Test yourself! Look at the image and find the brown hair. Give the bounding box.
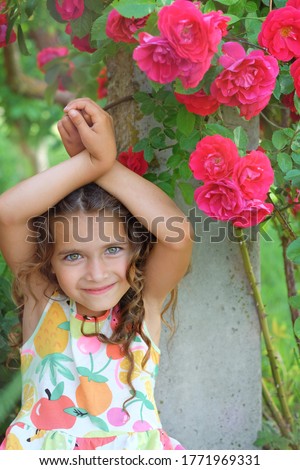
[12,183,177,408]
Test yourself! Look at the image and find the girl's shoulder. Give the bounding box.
[22,277,56,344]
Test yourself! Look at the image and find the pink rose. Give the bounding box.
[133,33,181,84]
[37,47,69,72]
[210,42,279,120]
[203,10,230,41]
[291,58,300,97]
[194,179,246,221]
[232,150,274,201]
[118,146,148,176]
[174,89,220,116]
[232,200,274,228]
[258,6,300,61]
[177,59,213,89]
[0,13,16,47]
[65,23,96,53]
[97,67,108,99]
[189,135,239,182]
[106,9,148,43]
[55,0,84,21]
[158,0,223,63]
[287,0,300,7]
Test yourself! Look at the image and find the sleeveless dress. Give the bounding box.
[1,292,184,450]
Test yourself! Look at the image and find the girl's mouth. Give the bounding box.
[83,283,116,295]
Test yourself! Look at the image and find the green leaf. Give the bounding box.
[277,153,293,173]
[245,12,261,45]
[17,24,30,56]
[284,169,300,186]
[272,130,290,150]
[233,126,248,154]
[112,0,157,18]
[289,295,300,310]
[176,107,196,136]
[294,94,300,115]
[167,153,183,169]
[279,72,295,96]
[24,0,39,17]
[214,0,240,5]
[133,138,149,152]
[85,0,106,13]
[294,316,300,339]
[204,124,234,139]
[51,382,64,401]
[178,182,195,205]
[134,92,151,103]
[286,238,300,265]
[71,9,95,39]
[179,161,192,180]
[156,181,174,197]
[292,152,300,165]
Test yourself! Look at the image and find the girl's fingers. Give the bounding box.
[67,109,91,141]
[64,98,106,124]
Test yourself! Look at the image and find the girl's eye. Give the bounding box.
[106,246,121,255]
[65,253,82,261]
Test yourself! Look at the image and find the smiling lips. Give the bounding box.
[83,283,116,295]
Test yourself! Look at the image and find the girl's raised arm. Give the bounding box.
[0,106,116,274]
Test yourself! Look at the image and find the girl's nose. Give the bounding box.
[85,258,109,281]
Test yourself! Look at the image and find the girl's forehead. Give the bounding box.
[52,211,128,244]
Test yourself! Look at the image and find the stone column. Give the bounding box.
[107,52,262,449]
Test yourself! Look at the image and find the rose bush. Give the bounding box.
[2,0,300,450]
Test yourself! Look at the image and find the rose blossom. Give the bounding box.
[0,12,16,48]
[133,33,181,84]
[55,0,84,21]
[189,135,239,181]
[37,47,69,73]
[291,58,300,97]
[232,150,274,201]
[175,89,220,116]
[106,9,148,43]
[203,10,230,41]
[97,67,108,99]
[65,23,96,53]
[210,42,279,120]
[258,6,300,61]
[287,0,300,7]
[158,0,223,63]
[118,146,148,176]
[194,179,246,221]
[232,200,274,227]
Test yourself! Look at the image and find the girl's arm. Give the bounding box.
[0,106,116,274]
[64,99,194,309]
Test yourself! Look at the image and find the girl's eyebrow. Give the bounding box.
[56,241,129,256]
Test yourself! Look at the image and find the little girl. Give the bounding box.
[0,98,193,450]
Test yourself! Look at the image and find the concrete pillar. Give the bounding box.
[107,52,262,450]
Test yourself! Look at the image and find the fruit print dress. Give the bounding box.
[1,292,184,450]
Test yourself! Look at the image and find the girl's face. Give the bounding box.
[50,211,132,317]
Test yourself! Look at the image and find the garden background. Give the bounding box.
[0,0,300,450]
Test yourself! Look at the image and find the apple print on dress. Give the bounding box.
[30,382,76,430]
[34,302,74,386]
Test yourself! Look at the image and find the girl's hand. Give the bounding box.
[57,114,85,157]
[63,98,117,171]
